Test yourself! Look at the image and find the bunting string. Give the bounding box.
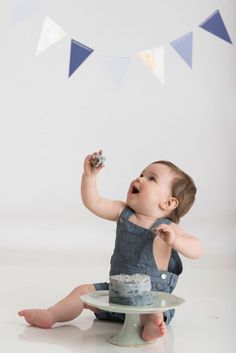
[9,0,233,86]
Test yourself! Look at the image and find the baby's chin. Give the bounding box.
[126,199,136,211]
[126,200,143,213]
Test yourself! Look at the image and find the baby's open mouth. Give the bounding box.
[132,186,139,194]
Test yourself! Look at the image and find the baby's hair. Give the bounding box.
[152,160,197,223]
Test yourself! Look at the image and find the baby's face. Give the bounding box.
[126,163,176,218]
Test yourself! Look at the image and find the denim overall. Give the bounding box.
[93,206,183,324]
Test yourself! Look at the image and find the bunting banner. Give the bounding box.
[170,32,193,68]
[8,1,233,84]
[68,40,94,77]
[102,56,131,88]
[9,0,39,27]
[138,47,165,84]
[36,17,67,55]
[199,9,232,44]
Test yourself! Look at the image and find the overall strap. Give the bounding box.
[147,217,172,239]
[151,217,171,228]
[119,206,134,220]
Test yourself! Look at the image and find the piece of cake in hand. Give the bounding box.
[109,274,153,306]
[90,153,106,168]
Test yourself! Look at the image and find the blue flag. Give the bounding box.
[170,32,193,68]
[69,39,94,77]
[199,10,232,44]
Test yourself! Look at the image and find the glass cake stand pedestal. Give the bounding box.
[81,290,185,347]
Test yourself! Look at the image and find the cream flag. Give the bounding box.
[36,16,67,55]
[138,46,165,84]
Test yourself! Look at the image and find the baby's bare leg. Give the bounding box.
[140,312,166,342]
[18,284,96,329]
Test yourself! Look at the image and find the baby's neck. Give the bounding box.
[130,211,166,229]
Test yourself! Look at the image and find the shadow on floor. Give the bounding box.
[18,317,175,353]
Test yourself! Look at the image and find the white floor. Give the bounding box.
[0,226,236,353]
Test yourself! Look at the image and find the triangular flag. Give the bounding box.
[36,17,67,55]
[9,0,39,27]
[199,9,232,44]
[68,39,94,77]
[170,32,193,68]
[138,46,165,84]
[102,56,130,88]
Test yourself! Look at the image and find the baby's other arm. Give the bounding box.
[153,223,204,259]
[81,151,126,221]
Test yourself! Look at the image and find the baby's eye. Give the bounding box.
[140,174,144,178]
[149,176,156,181]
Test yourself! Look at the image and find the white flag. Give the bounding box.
[36,16,67,55]
[9,0,39,27]
[102,56,131,88]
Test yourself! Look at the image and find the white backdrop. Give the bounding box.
[0,0,235,255]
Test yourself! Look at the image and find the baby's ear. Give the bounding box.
[160,197,179,211]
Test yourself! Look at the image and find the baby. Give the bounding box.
[18,150,203,342]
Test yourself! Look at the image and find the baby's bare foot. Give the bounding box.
[142,315,166,342]
[18,309,55,329]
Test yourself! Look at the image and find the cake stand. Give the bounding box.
[80,290,185,347]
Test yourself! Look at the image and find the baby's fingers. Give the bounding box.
[91,150,103,159]
[156,224,171,232]
[84,154,93,166]
[152,225,165,235]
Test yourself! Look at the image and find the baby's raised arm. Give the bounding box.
[81,151,126,221]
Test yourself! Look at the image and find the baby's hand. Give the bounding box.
[153,223,177,245]
[84,150,105,176]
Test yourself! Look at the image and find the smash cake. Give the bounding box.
[109,274,153,306]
